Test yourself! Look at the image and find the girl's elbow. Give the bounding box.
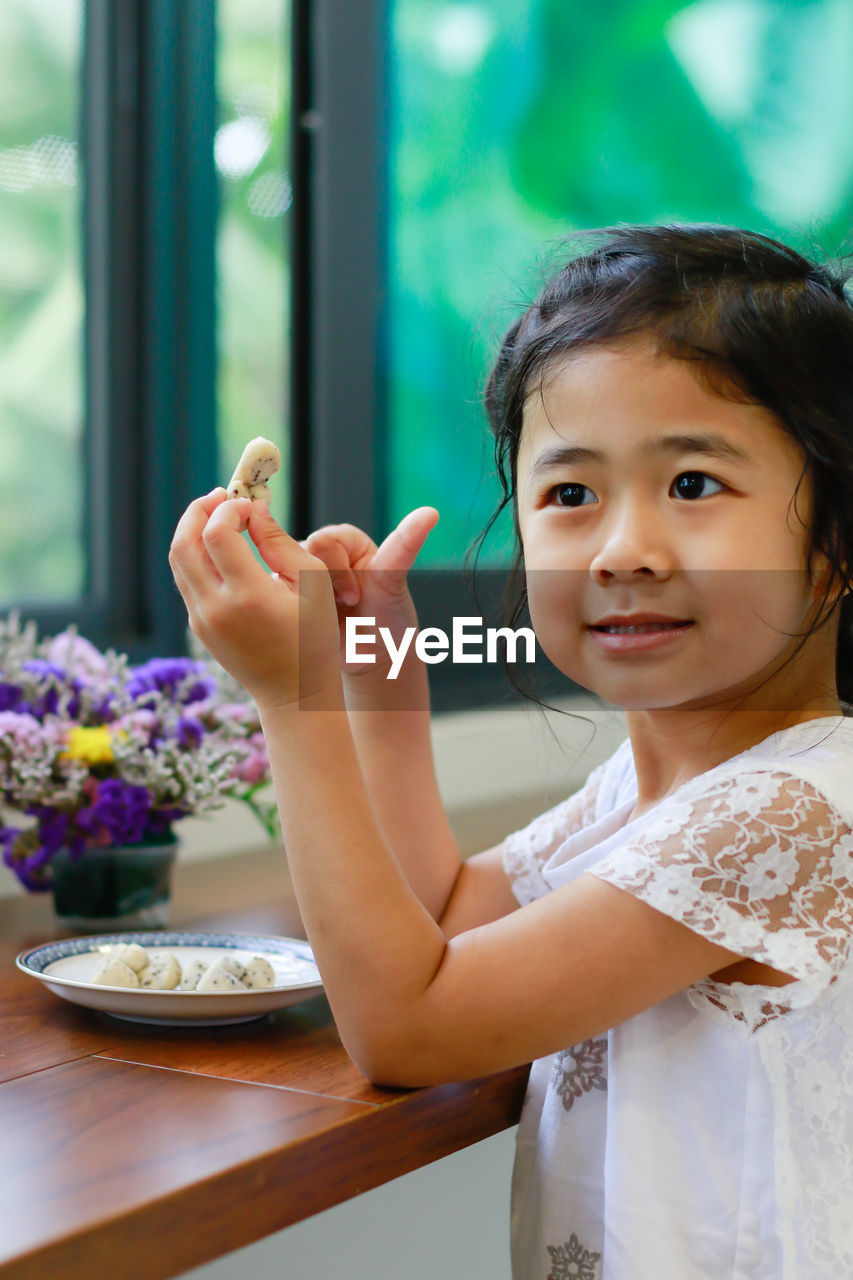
[343,1025,456,1089]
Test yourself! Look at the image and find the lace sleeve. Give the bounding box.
[502,758,609,905]
[588,769,853,997]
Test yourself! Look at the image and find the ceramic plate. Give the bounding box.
[16,931,323,1026]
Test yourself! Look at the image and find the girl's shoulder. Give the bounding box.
[586,716,853,1000]
[501,716,853,908]
[715,714,853,822]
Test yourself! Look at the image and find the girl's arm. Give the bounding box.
[342,655,521,934]
[343,665,513,927]
[301,514,518,932]
[169,493,747,1088]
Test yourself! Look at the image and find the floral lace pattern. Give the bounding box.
[761,967,853,1274]
[502,759,608,906]
[589,769,853,1008]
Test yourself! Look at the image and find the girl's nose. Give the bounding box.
[588,504,673,582]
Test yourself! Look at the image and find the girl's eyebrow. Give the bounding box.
[528,432,754,477]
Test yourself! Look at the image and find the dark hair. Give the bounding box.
[472,223,853,711]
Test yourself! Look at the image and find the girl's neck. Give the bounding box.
[624,702,844,814]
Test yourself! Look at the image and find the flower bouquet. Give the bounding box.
[0,614,279,898]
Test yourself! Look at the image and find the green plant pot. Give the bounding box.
[51,834,179,932]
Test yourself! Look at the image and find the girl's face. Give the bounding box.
[515,340,841,715]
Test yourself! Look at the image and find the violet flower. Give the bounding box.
[0,827,20,872]
[76,779,152,846]
[0,683,22,713]
[176,716,206,749]
[21,660,82,718]
[126,658,216,705]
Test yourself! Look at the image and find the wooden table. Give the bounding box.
[0,847,529,1280]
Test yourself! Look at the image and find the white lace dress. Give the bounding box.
[502,715,853,1280]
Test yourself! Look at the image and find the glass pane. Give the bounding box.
[0,0,83,602]
[215,0,291,527]
[388,0,853,566]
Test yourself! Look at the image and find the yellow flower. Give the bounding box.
[62,725,114,765]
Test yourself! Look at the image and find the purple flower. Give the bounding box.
[11,858,51,893]
[22,660,64,715]
[126,658,216,705]
[176,716,206,749]
[77,778,151,845]
[21,660,82,718]
[0,826,20,871]
[0,683,23,712]
[146,806,184,835]
[24,659,65,681]
[1,821,81,892]
[25,806,72,858]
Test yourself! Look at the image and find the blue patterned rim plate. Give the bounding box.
[15,931,323,1026]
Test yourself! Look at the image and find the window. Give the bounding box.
[0,0,84,604]
[0,1,291,657]
[4,1,848,710]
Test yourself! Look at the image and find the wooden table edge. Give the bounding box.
[0,1063,529,1280]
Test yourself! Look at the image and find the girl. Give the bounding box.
[170,224,853,1279]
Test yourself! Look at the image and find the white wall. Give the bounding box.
[176,1128,518,1280]
[177,693,626,859]
[172,691,627,862]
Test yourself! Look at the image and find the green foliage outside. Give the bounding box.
[0,0,82,603]
[389,0,853,565]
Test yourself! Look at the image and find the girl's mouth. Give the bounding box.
[588,620,693,652]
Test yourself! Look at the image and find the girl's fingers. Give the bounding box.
[372,507,439,580]
[304,525,378,605]
[169,488,230,602]
[201,494,271,586]
[246,501,320,582]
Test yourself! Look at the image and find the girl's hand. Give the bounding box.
[300,507,439,678]
[169,488,342,711]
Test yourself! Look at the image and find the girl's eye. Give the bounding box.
[671,471,725,500]
[547,472,725,508]
[549,483,595,508]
